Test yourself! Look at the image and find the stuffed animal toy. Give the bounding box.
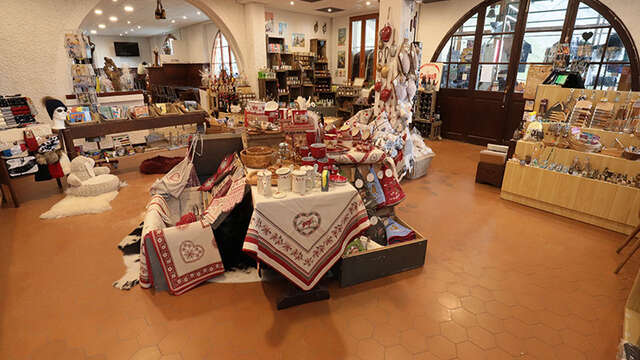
[66,156,121,196]
[103,57,122,91]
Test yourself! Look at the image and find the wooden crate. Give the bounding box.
[339,217,427,287]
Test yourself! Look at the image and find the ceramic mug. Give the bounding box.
[292,170,307,195]
[301,156,315,166]
[310,143,327,158]
[276,167,291,193]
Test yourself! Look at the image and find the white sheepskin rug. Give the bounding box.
[40,191,119,219]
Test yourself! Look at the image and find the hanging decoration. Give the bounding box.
[155,0,166,20]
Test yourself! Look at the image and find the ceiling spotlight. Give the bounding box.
[171,19,176,23]
[182,15,187,19]
[109,16,118,22]
[197,11,201,15]
[112,0,118,2]
[98,24,106,29]
[290,1,294,5]
[94,9,103,15]
[124,5,134,12]
[137,25,141,29]
[127,20,131,24]
[366,1,371,5]
[90,30,97,34]
[328,8,332,12]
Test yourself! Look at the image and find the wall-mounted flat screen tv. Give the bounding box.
[114,42,140,57]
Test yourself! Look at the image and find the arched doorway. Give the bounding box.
[430,0,639,145]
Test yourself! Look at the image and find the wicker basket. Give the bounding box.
[240,149,274,169]
[245,146,274,156]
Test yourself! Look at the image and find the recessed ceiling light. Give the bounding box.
[366,1,371,5]
[328,8,332,12]
[98,24,106,29]
[182,15,187,19]
[90,30,97,34]
[109,16,118,22]
[127,21,131,24]
[137,25,141,29]
[124,5,133,12]
[112,0,118,2]
[290,1,294,5]
[119,33,123,36]
[197,11,201,15]
[94,9,103,15]
[171,19,176,23]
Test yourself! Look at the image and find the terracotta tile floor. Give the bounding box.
[1,140,638,359]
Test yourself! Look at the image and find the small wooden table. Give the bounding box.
[60,112,208,159]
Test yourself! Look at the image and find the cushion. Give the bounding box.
[66,174,120,197]
[479,150,506,165]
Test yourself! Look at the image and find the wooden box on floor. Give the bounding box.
[339,217,427,287]
[475,162,505,187]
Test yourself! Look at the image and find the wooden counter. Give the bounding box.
[501,160,640,234]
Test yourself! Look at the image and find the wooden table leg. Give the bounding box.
[56,178,64,193]
[60,129,77,159]
[0,159,18,207]
[617,224,640,254]
[276,283,330,310]
[615,239,640,273]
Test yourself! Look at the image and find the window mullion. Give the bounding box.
[468,5,486,91]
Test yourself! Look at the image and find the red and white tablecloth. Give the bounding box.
[243,184,370,290]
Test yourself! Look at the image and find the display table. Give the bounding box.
[243,183,370,292]
[60,112,208,159]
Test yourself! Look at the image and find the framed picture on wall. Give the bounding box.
[292,33,305,48]
[278,22,287,36]
[338,28,346,46]
[265,12,274,33]
[337,50,345,69]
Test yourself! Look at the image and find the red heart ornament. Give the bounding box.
[380,25,392,43]
[380,87,392,102]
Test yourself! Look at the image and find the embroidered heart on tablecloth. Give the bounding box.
[293,212,321,236]
[168,172,182,182]
[179,240,205,263]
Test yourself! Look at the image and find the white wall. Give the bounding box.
[91,36,152,68]
[417,0,640,66]
[265,7,332,54]
[147,21,219,64]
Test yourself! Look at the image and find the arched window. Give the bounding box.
[211,31,238,77]
[433,0,639,92]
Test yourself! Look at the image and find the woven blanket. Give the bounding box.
[146,221,224,295]
[328,148,386,164]
[243,184,369,290]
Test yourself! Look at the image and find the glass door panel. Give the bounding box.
[350,20,362,82]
